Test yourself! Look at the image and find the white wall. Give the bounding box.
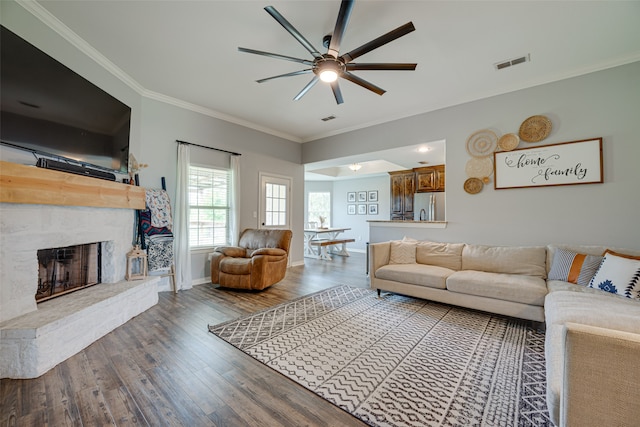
[303,62,640,250]
[137,98,305,287]
[305,175,389,252]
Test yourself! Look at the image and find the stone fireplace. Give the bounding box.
[0,203,132,322]
[0,163,159,379]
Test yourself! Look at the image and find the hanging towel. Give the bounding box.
[145,189,172,230]
[139,209,173,236]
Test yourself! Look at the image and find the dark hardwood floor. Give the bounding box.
[1,253,371,426]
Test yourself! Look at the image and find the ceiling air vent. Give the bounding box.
[495,54,530,70]
[321,115,336,122]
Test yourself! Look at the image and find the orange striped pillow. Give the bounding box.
[548,249,603,286]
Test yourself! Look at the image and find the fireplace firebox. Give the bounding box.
[36,242,101,303]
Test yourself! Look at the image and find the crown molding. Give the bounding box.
[141,89,302,142]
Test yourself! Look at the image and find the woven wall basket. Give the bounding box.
[519,115,552,142]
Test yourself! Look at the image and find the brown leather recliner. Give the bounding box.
[210,228,293,290]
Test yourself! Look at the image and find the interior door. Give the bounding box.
[259,173,292,229]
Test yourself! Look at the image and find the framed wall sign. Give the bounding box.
[347,192,356,202]
[368,190,378,202]
[357,204,367,215]
[494,138,603,190]
[347,204,356,215]
[358,191,367,202]
[368,204,378,215]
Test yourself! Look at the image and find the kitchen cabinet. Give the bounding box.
[389,170,415,220]
[415,165,445,192]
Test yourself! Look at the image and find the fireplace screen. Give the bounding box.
[36,243,101,303]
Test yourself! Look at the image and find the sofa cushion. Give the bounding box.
[446,270,547,305]
[416,241,464,270]
[547,280,637,299]
[548,248,603,287]
[461,244,547,278]
[375,264,453,289]
[588,253,640,300]
[389,241,416,264]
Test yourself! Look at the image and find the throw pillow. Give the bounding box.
[389,241,416,264]
[603,249,640,260]
[548,248,603,286]
[588,253,640,300]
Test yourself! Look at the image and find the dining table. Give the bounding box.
[303,227,351,258]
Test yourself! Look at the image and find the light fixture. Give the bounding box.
[320,69,338,83]
[349,163,362,172]
[418,146,430,153]
[316,58,343,83]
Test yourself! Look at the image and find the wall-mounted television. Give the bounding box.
[0,25,131,175]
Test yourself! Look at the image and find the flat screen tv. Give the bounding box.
[1,25,131,175]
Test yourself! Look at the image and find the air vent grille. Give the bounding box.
[495,54,530,70]
[321,115,336,122]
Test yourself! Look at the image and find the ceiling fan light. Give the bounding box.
[320,69,338,83]
[349,163,362,171]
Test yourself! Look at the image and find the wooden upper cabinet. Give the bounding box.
[389,170,415,220]
[415,165,445,192]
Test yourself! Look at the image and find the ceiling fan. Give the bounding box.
[238,0,417,104]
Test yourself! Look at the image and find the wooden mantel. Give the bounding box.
[0,161,145,209]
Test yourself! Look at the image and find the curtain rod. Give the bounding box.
[176,140,241,156]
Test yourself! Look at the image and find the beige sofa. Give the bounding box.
[369,240,548,322]
[369,240,640,427]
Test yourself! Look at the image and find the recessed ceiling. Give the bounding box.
[27,0,640,145]
[305,140,445,181]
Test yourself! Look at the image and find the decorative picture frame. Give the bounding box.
[358,191,367,202]
[347,192,356,202]
[357,204,367,215]
[368,190,378,202]
[494,138,603,190]
[368,204,378,215]
[347,204,356,215]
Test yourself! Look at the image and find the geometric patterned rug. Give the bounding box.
[208,285,553,427]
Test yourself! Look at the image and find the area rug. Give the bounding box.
[208,285,552,427]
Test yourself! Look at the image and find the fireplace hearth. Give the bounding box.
[37,242,101,303]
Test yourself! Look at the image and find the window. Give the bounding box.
[259,174,291,229]
[308,192,331,227]
[189,165,230,249]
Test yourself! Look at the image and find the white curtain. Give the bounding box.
[229,155,241,245]
[174,143,192,290]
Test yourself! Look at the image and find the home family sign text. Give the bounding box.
[494,138,603,189]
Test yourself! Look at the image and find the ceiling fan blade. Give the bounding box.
[327,0,355,58]
[264,6,322,59]
[341,71,386,96]
[346,63,417,71]
[238,47,315,66]
[293,76,320,101]
[340,22,416,63]
[256,69,313,83]
[330,81,344,104]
